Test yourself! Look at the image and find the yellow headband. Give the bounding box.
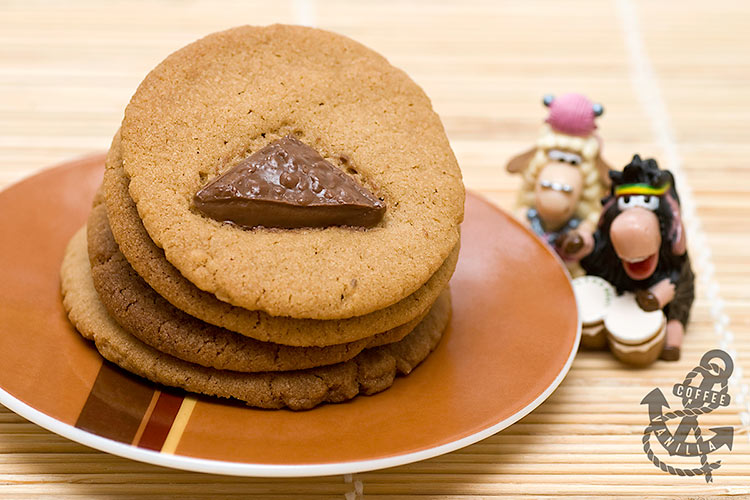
[614,182,671,197]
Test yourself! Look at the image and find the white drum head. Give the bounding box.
[572,276,615,326]
[605,292,665,345]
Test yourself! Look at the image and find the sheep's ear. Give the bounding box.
[595,154,613,188]
[506,147,537,173]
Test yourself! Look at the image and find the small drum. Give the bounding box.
[604,293,666,366]
[572,276,615,350]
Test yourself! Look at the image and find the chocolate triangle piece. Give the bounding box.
[194,136,386,229]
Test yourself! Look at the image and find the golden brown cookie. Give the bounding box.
[104,132,459,346]
[120,24,464,319]
[62,228,451,410]
[86,204,428,372]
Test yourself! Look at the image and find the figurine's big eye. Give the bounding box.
[643,195,659,210]
[548,149,565,162]
[617,194,660,211]
[566,153,582,165]
[548,149,582,165]
[618,195,634,210]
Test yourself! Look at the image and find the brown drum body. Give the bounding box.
[573,277,665,365]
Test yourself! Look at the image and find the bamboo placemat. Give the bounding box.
[1,0,748,497]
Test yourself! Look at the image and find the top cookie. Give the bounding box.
[120,24,464,319]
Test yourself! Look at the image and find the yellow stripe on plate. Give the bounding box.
[160,396,198,454]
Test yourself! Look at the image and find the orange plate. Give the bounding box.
[0,155,579,476]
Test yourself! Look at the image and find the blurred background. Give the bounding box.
[1,1,749,497]
[3,1,748,204]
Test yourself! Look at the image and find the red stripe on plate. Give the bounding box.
[136,391,185,451]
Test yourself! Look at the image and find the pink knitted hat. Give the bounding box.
[543,93,603,137]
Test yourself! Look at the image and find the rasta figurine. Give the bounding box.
[507,93,612,277]
[581,155,695,361]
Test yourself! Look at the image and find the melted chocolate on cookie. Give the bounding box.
[194,136,386,229]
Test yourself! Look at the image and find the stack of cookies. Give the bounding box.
[60,25,465,410]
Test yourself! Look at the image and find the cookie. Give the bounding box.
[62,228,451,410]
[120,24,464,319]
[104,132,459,346]
[87,203,428,372]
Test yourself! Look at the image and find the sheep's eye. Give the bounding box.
[548,149,565,161]
[567,153,582,165]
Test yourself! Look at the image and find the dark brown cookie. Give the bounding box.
[62,228,451,410]
[87,202,426,372]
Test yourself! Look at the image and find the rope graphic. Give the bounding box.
[642,429,721,478]
[641,351,733,483]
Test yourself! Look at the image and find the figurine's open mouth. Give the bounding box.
[621,253,658,281]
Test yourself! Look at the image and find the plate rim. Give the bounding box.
[0,158,581,477]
